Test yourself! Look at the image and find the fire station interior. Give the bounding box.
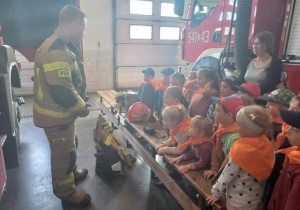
[0,1,186,209]
[1,0,300,210]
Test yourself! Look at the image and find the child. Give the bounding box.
[183,71,197,105]
[268,109,300,210]
[207,105,274,210]
[289,95,300,111]
[233,82,261,105]
[203,97,244,179]
[170,72,186,90]
[184,67,219,117]
[220,77,239,98]
[159,86,188,131]
[170,116,214,174]
[207,77,239,122]
[138,68,157,114]
[259,88,295,207]
[260,88,295,149]
[163,86,188,109]
[155,105,190,155]
[155,67,175,115]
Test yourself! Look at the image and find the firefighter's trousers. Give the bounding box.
[44,123,77,199]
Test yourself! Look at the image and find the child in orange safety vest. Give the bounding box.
[138,68,157,115]
[154,67,174,116]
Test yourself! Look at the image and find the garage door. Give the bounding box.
[115,0,185,89]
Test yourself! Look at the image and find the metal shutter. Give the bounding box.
[286,0,300,62]
[115,0,185,89]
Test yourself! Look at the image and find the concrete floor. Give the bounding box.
[0,94,183,210]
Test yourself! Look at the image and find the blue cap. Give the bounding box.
[161,68,175,75]
[142,68,155,77]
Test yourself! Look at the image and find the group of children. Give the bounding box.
[138,66,300,210]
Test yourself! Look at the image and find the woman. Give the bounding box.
[239,31,283,95]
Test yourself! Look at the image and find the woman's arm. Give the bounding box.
[260,57,282,94]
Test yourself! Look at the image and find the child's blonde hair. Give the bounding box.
[162,105,188,123]
[165,86,183,100]
[236,105,270,136]
[191,116,213,137]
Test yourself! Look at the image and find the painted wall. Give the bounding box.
[80,0,114,91]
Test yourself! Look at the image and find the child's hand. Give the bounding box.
[203,81,212,92]
[170,155,183,164]
[160,134,168,140]
[203,170,217,179]
[155,144,164,152]
[206,195,217,205]
[157,147,165,155]
[178,164,192,174]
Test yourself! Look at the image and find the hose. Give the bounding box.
[234,0,253,76]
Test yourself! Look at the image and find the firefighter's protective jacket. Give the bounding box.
[33,33,87,128]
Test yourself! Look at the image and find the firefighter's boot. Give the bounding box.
[74,168,88,182]
[61,190,91,207]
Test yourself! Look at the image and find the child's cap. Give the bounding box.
[260,88,296,107]
[279,109,300,129]
[212,96,244,118]
[221,77,239,90]
[161,68,175,76]
[232,82,261,100]
[142,68,155,77]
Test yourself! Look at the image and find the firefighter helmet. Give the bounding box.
[127,102,151,122]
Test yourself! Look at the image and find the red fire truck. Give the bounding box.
[174,0,300,94]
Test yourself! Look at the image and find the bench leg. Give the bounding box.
[125,121,132,148]
[100,96,104,114]
[110,106,117,129]
[198,194,210,210]
[150,146,156,179]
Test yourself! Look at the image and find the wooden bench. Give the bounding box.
[130,121,226,210]
[97,90,226,210]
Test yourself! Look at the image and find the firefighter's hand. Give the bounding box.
[78,108,90,117]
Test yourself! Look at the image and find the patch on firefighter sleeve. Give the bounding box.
[53,138,66,143]
[58,70,71,78]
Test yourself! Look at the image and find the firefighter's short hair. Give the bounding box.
[59,5,86,25]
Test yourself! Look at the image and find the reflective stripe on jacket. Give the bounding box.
[33,34,86,128]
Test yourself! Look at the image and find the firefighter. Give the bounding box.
[33,5,91,207]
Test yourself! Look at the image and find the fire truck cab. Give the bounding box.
[175,0,300,93]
